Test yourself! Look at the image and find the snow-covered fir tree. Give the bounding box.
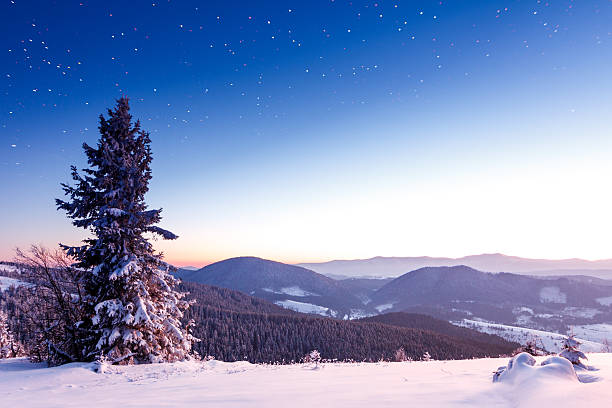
[0,310,24,359]
[559,333,588,368]
[515,337,544,357]
[304,349,321,367]
[308,349,321,363]
[422,351,432,361]
[602,338,611,353]
[56,97,195,364]
[394,347,408,362]
[523,339,538,356]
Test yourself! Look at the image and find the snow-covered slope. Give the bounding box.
[573,324,612,346]
[459,319,607,353]
[0,276,29,292]
[2,355,612,407]
[274,300,334,316]
[0,264,18,274]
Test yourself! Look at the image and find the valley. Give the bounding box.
[173,257,612,351]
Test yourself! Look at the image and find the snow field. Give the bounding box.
[459,319,607,353]
[0,264,18,274]
[263,286,320,297]
[2,354,612,407]
[573,324,612,346]
[0,276,30,292]
[274,299,335,316]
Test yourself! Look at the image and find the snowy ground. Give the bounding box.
[573,324,612,346]
[2,354,612,407]
[459,319,608,352]
[273,299,335,316]
[0,276,30,292]
[0,264,18,274]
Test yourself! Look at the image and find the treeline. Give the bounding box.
[359,312,517,349]
[181,282,517,363]
[179,281,295,316]
[0,286,33,356]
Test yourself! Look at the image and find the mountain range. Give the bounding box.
[4,256,609,356]
[176,257,369,318]
[297,253,612,279]
[175,257,612,337]
[369,265,612,332]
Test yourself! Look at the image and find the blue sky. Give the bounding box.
[2,1,612,266]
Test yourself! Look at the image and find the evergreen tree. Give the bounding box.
[0,310,24,359]
[304,349,321,367]
[559,333,587,368]
[523,339,538,356]
[394,347,409,362]
[56,97,195,364]
[515,337,543,357]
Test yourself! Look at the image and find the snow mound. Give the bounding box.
[494,353,577,384]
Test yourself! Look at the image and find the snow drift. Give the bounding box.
[493,352,578,384]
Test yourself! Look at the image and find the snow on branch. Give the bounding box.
[105,208,126,217]
[147,226,178,240]
[109,258,140,280]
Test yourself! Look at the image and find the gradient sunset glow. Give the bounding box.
[2,1,612,267]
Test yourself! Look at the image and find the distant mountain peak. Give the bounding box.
[175,256,366,318]
[177,265,199,271]
[297,254,612,279]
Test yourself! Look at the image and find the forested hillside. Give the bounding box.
[180,281,517,362]
[359,312,516,349]
[369,265,612,333]
[177,257,367,318]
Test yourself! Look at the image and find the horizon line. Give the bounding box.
[167,252,612,269]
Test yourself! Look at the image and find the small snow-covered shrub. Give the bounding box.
[394,347,409,362]
[94,355,110,374]
[513,337,545,357]
[303,350,322,368]
[601,339,611,353]
[304,350,321,364]
[559,334,588,369]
